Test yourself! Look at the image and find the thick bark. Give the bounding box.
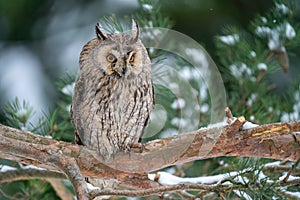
[1,119,300,189]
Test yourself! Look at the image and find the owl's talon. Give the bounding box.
[130,142,144,153]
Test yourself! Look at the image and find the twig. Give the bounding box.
[88,183,236,198]
[263,164,300,175]
[282,158,300,182]
[225,107,234,124]
[0,167,65,183]
[49,153,89,200]
[278,178,300,187]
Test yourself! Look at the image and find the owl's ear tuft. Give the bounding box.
[131,19,139,43]
[95,23,108,40]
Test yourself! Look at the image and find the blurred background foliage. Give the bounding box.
[0,0,299,199]
[0,0,277,115]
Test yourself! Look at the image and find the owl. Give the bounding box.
[71,19,154,161]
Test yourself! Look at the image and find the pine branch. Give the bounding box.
[0,118,299,198]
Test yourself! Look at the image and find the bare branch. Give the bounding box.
[50,154,89,200]
[0,119,300,198]
[0,167,65,183]
[88,183,232,198]
[263,164,300,175]
[282,158,300,182]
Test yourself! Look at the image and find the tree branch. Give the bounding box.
[0,167,65,183]
[1,119,300,196]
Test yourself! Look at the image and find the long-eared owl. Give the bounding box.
[71,19,154,161]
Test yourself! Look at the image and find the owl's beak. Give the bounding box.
[113,64,127,77]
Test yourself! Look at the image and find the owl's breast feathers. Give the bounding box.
[71,71,154,159]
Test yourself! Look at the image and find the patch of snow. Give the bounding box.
[279,174,300,182]
[219,34,239,45]
[200,103,209,113]
[285,22,296,39]
[250,51,256,57]
[199,84,208,99]
[61,82,75,96]
[21,165,46,171]
[233,174,249,185]
[264,161,281,167]
[256,22,295,51]
[257,63,268,71]
[148,47,154,54]
[255,26,280,50]
[148,171,238,185]
[233,190,253,200]
[246,93,257,107]
[276,3,289,14]
[185,48,209,69]
[66,104,71,112]
[16,106,29,117]
[142,4,153,12]
[261,17,268,24]
[281,112,290,121]
[0,165,16,172]
[256,26,272,37]
[242,121,259,130]
[218,160,225,165]
[282,190,300,199]
[179,67,193,80]
[141,25,161,40]
[148,171,255,186]
[255,170,267,182]
[268,31,281,51]
[171,117,188,128]
[230,63,252,78]
[171,98,186,109]
[86,182,100,191]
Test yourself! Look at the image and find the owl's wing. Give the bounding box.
[71,75,87,145]
[74,130,83,145]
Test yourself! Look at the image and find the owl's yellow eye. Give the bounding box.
[129,54,135,63]
[106,54,116,63]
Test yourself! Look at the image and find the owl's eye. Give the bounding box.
[106,54,116,63]
[129,54,135,63]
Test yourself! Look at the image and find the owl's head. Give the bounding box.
[80,19,150,79]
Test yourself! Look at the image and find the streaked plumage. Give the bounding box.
[71,19,154,161]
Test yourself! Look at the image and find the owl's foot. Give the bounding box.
[130,142,144,153]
